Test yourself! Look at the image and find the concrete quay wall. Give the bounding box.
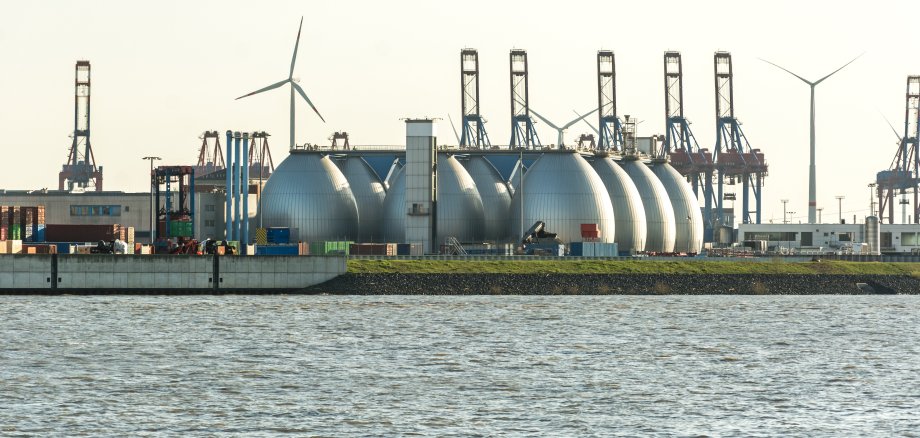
[0,255,346,292]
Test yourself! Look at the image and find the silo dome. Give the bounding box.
[620,157,676,252]
[462,156,512,242]
[509,151,615,244]
[651,161,704,253]
[590,156,647,253]
[259,153,359,242]
[336,156,386,242]
[381,154,486,244]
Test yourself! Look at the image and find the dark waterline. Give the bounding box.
[2,295,919,436]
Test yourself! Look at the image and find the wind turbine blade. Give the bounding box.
[561,108,599,129]
[292,81,326,123]
[759,58,814,85]
[447,114,461,144]
[813,52,864,85]
[876,108,903,141]
[528,108,560,130]
[290,17,304,79]
[236,79,289,100]
[573,110,600,135]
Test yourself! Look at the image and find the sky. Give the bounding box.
[1,0,918,223]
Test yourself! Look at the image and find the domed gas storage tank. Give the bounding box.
[590,156,647,253]
[336,156,386,242]
[509,151,615,244]
[619,157,676,252]
[461,155,512,241]
[259,152,359,242]
[650,161,704,253]
[381,154,485,244]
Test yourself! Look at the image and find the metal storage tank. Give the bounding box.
[509,151,615,244]
[650,161,704,253]
[381,154,486,244]
[620,157,676,252]
[462,156,512,241]
[590,156,647,253]
[259,152,359,242]
[336,156,387,242]
[865,215,880,255]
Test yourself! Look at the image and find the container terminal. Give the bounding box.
[2,20,920,292]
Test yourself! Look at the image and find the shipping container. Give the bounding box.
[22,244,57,254]
[309,241,353,255]
[349,243,396,256]
[265,227,291,244]
[255,244,299,255]
[44,224,120,242]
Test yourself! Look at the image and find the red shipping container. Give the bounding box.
[580,223,600,232]
[581,230,601,239]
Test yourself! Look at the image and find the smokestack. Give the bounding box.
[225,130,233,240]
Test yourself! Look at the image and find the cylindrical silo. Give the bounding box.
[381,154,486,244]
[259,153,359,242]
[650,161,704,254]
[620,157,676,252]
[463,155,512,242]
[865,215,880,255]
[337,156,387,242]
[590,156,647,253]
[509,151,615,244]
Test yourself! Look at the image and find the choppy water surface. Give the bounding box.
[2,295,919,436]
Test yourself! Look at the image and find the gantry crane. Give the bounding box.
[713,52,768,226]
[59,61,103,191]
[460,49,491,148]
[509,49,541,149]
[877,76,920,224]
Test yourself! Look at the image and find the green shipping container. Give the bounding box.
[168,221,193,237]
[10,224,21,240]
[309,241,353,255]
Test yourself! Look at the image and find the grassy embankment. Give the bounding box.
[348,259,920,276]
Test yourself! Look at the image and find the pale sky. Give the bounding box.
[2,0,918,223]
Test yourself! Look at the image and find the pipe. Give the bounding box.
[225,130,233,240]
[233,132,242,242]
[242,132,250,249]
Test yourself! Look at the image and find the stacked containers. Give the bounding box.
[0,206,7,241]
[35,206,45,242]
[309,241,353,255]
[11,207,21,240]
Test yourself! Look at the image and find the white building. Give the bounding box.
[737,222,920,254]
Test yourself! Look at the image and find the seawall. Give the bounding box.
[306,273,920,295]
[0,254,346,293]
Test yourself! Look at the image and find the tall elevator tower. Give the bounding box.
[713,52,767,226]
[509,50,541,149]
[661,52,715,235]
[59,60,103,191]
[460,49,491,148]
[877,76,920,224]
[597,51,624,151]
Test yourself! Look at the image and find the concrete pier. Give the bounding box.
[0,255,346,293]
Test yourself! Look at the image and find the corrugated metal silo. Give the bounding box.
[650,161,704,253]
[337,156,387,242]
[509,151,615,244]
[590,156,647,253]
[463,156,512,241]
[259,153,359,242]
[620,158,676,252]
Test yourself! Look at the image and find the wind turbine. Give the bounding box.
[760,53,862,224]
[236,17,326,149]
[529,108,598,148]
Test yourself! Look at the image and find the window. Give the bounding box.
[205,204,215,212]
[70,205,122,216]
[124,206,130,212]
[751,232,797,241]
[838,232,853,242]
[801,232,813,246]
[205,220,215,227]
[902,232,919,246]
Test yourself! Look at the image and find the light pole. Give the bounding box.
[143,156,161,243]
[836,195,845,224]
[817,207,823,224]
[781,199,789,224]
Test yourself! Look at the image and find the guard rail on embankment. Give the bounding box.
[347,254,920,262]
[0,254,346,293]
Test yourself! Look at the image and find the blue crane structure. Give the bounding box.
[660,51,716,240]
[876,76,920,224]
[59,60,104,191]
[596,51,624,151]
[459,49,491,148]
[508,49,541,149]
[712,52,767,227]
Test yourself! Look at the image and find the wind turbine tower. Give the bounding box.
[237,17,325,149]
[509,49,541,149]
[59,60,103,191]
[459,49,491,148]
[761,54,861,223]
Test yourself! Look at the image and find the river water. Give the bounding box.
[1,295,919,436]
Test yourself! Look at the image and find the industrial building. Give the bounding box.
[736,220,920,255]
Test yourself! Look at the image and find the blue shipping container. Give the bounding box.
[266,227,291,244]
[569,242,584,256]
[255,244,299,256]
